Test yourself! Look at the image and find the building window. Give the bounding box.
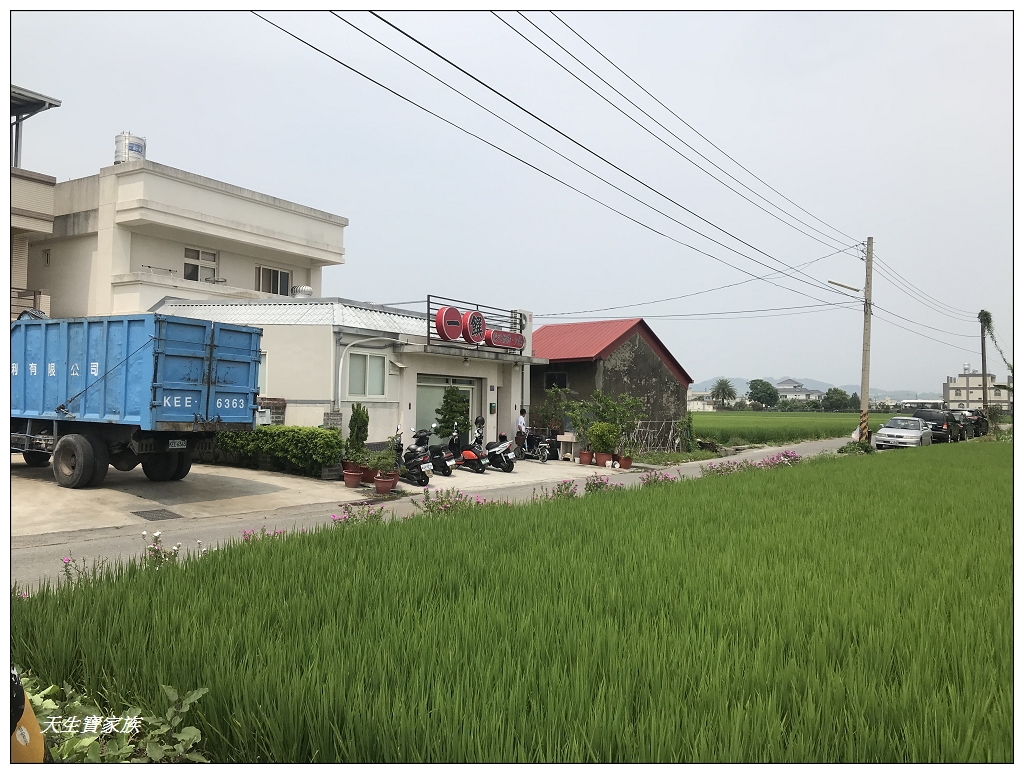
[184,248,217,282]
[954,389,961,397]
[995,389,1001,397]
[43,249,50,267]
[256,265,291,297]
[544,372,568,390]
[349,353,386,397]
[257,352,267,395]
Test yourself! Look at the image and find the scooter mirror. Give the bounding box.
[397,424,401,432]
[431,422,437,430]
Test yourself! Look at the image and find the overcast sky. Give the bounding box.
[12,11,1013,394]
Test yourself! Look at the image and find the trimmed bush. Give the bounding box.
[588,421,620,455]
[215,426,345,477]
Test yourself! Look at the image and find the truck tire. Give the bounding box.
[111,450,140,472]
[85,435,110,488]
[169,451,193,481]
[142,452,178,482]
[22,451,51,467]
[52,435,96,489]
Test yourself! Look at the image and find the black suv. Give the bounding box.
[912,409,961,443]
[966,409,990,436]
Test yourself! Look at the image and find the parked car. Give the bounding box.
[875,417,932,449]
[966,409,990,436]
[949,410,975,440]
[911,409,960,443]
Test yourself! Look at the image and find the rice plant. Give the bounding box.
[11,443,1011,762]
[692,411,895,445]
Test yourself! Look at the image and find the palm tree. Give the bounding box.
[710,378,737,410]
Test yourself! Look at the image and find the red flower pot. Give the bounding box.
[386,471,400,487]
[579,451,594,465]
[595,452,613,467]
[374,476,392,495]
[618,456,633,470]
[343,469,363,488]
[359,465,376,483]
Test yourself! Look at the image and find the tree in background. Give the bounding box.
[710,378,737,409]
[747,379,779,408]
[849,392,860,411]
[533,386,574,434]
[821,388,851,412]
[434,386,470,438]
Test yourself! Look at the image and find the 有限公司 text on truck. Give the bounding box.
[10,313,262,488]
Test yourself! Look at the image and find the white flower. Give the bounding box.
[153,531,161,538]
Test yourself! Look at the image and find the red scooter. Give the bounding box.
[448,418,489,474]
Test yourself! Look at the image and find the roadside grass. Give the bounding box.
[693,411,894,445]
[634,449,719,465]
[11,443,1011,762]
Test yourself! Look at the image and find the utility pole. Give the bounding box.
[858,237,874,441]
[980,311,989,416]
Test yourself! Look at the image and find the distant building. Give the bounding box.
[943,363,1013,412]
[687,390,715,412]
[11,85,61,320]
[775,378,824,402]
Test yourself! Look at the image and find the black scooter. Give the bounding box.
[485,431,516,472]
[394,425,433,486]
[425,422,455,476]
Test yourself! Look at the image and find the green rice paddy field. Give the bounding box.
[692,411,894,445]
[11,442,1011,762]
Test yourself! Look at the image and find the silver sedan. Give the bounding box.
[875,417,933,449]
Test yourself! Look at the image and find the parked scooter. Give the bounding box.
[514,429,554,463]
[425,422,456,476]
[448,418,489,474]
[485,431,516,472]
[394,424,433,486]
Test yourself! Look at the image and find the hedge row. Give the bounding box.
[214,427,345,477]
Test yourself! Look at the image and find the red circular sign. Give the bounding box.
[462,310,486,344]
[435,307,463,341]
[485,329,526,349]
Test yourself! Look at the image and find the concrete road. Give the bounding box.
[11,437,851,590]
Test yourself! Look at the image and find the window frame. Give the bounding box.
[544,371,568,391]
[255,264,292,297]
[184,247,218,284]
[347,352,388,400]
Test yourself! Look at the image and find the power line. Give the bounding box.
[538,246,849,317]
[507,11,855,254]
[550,11,858,246]
[258,12,855,315]
[872,263,978,323]
[873,253,978,319]
[872,309,978,354]
[332,12,860,308]
[538,304,860,322]
[370,11,852,299]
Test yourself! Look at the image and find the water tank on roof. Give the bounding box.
[290,285,313,298]
[114,132,146,164]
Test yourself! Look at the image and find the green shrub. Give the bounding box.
[588,421,620,454]
[216,426,345,477]
[369,448,396,475]
[435,387,470,438]
[348,403,369,456]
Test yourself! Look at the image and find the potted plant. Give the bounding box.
[348,402,369,476]
[589,421,619,468]
[343,466,363,488]
[370,449,396,494]
[615,395,645,470]
[565,400,594,465]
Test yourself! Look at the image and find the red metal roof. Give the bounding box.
[533,318,692,386]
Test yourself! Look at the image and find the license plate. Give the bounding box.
[506,452,515,460]
[167,439,187,450]
[481,459,489,465]
[421,463,433,471]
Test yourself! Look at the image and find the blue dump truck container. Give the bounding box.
[11,313,262,488]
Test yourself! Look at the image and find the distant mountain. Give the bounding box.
[691,376,941,401]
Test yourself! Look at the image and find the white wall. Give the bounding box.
[27,235,96,318]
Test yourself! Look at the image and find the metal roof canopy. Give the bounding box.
[11,85,61,169]
[11,85,61,118]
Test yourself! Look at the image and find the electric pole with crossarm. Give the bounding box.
[858,237,874,441]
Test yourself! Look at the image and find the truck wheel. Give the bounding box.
[52,435,96,489]
[111,450,140,472]
[85,435,110,488]
[170,451,193,481]
[142,452,178,482]
[22,451,51,467]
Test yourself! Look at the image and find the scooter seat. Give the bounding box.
[485,441,498,450]
[428,444,444,454]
